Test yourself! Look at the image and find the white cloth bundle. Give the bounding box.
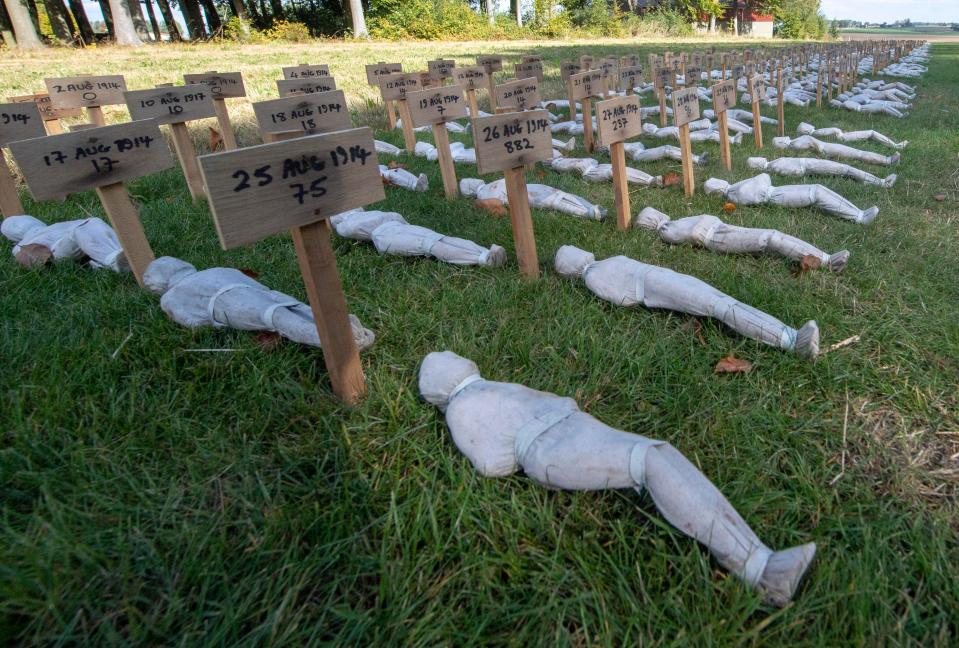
[773,135,900,166]
[554,245,820,357]
[635,207,849,272]
[829,99,906,118]
[622,142,708,165]
[414,141,477,164]
[724,118,754,135]
[419,351,817,606]
[748,156,896,188]
[460,178,607,221]
[704,173,879,224]
[374,140,402,156]
[544,156,662,187]
[143,256,375,350]
[396,118,467,133]
[642,123,742,145]
[379,164,428,192]
[796,122,907,149]
[329,209,506,267]
[2,214,127,272]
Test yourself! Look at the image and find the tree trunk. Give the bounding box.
[2,0,44,47]
[181,0,206,38]
[143,0,160,40]
[126,0,152,40]
[511,0,521,27]
[67,0,94,42]
[199,0,221,33]
[482,0,493,25]
[45,0,74,41]
[107,0,143,44]
[229,0,246,20]
[268,0,281,19]
[733,13,738,36]
[155,0,179,40]
[98,0,114,36]
[0,0,16,46]
[709,14,715,33]
[347,0,365,37]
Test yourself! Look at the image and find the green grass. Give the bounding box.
[1,40,958,645]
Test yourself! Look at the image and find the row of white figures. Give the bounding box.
[704,173,880,224]
[419,350,817,607]
[412,137,576,165]
[460,177,607,221]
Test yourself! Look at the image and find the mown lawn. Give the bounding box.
[1,39,957,645]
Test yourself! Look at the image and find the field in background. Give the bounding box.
[1,40,958,645]
[841,27,959,42]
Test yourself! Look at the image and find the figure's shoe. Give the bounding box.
[891,152,901,165]
[883,173,898,188]
[415,173,429,192]
[827,250,850,273]
[859,206,879,225]
[795,321,820,359]
[758,542,817,607]
[487,244,507,268]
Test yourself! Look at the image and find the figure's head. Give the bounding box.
[1,215,44,243]
[419,351,481,411]
[747,157,768,170]
[554,245,595,278]
[459,178,485,197]
[634,207,670,231]
[772,136,790,149]
[796,122,815,135]
[703,178,730,195]
[143,256,197,295]
[642,123,658,135]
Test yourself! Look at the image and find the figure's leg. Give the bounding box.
[429,236,507,267]
[768,186,877,224]
[643,443,817,607]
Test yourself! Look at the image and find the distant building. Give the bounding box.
[628,0,774,38]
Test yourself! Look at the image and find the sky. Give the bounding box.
[820,0,959,23]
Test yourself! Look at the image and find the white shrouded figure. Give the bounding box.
[544,156,662,187]
[379,164,428,192]
[636,207,850,272]
[772,135,900,167]
[642,122,740,144]
[396,118,468,134]
[143,256,375,350]
[415,141,477,164]
[748,156,896,188]
[374,140,402,156]
[704,108,778,125]
[829,98,906,118]
[555,245,820,357]
[460,178,607,221]
[419,350,817,606]
[796,122,907,149]
[329,209,506,267]
[621,142,708,165]
[2,214,128,272]
[704,173,879,225]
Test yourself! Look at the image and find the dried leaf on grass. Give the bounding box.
[662,171,681,188]
[253,331,282,351]
[714,354,753,374]
[722,201,737,214]
[239,268,260,279]
[791,254,822,277]
[387,160,407,170]
[933,194,946,202]
[14,243,53,268]
[683,319,706,345]
[475,198,507,217]
[208,127,223,152]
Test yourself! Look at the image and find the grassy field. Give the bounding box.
[841,27,959,42]
[1,39,957,645]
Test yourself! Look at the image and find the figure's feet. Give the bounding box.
[758,542,817,608]
[795,321,820,359]
[896,140,909,149]
[890,152,901,165]
[562,137,575,153]
[415,173,429,192]
[859,206,880,225]
[486,244,507,267]
[827,250,850,273]
[883,173,898,188]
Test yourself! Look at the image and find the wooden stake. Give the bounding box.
[502,166,539,279]
[94,182,156,285]
[44,120,64,135]
[169,122,205,200]
[212,98,238,150]
[87,105,106,126]
[384,98,397,129]
[816,69,822,107]
[582,97,594,152]
[465,89,479,124]
[0,148,24,217]
[658,88,667,127]
[752,99,763,149]
[566,81,577,121]
[679,123,694,197]
[717,110,732,170]
[431,123,458,199]
[609,141,630,230]
[777,68,785,137]
[396,99,417,152]
[487,76,497,112]
[290,218,366,405]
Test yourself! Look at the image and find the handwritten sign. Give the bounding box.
[405,87,467,126]
[711,80,736,113]
[477,55,504,73]
[514,60,544,82]
[183,72,246,99]
[618,65,644,91]
[560,62,581,82]
[568,70,606,101]
[197,127,384,249]
[579,55,593,70]
[44,75,127,108]
[277,78,337,97]
[124,85,215,125]
[494,78,540,111]
[0,102,46,146]
[282,64,330,80]
[522,55,543,63]
[596,95,642,146]
[653,66,672,90]
[621,54,642,67]
[685,66,702,85]
[365,62,402,86]
[378,73,422,101]
[474,110,553,175]
[8,120,173,201]
[732,64,745,81]
[252,90,351,136]
[599,58,618,82]
[451,66,488,91]
[7,93,82,121]
[672,87,701,127]
[748,74,766,101]
[427,59,456,80]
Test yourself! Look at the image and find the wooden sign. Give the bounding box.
[618,65,644,92]
[451,66,488,91]
[711,80,736,170]
[599,58,618,85]
[277,78,337,97]
[427,59,456,81]
[252,90,351,138]
[671,87,700,197]
[622,54,642,68]
[685,66,702,86]
[494,78,540,112]
[198,127,385,404]
[477,55,504,72]
[748,73,765,149]
[514,61,544,83]
[7,93,81,133]
[282,64,330,80]
[732,64,745,81]
[579,55,593,70]
[560,62,582,82]
[521,55,543,63]
[406,87,467,199]
[474,110,553,278]
[653,66,672,89]
[378,73,421,102]
[44,75,127,109]
[596,95,642,230]
[183,71,245,150]
[568,70,606,152]
[0,101,47,146]
[7,120,174,284]
[365,62,402,86]
[124,85,215,125]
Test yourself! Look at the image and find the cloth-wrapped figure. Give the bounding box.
[636,207,849,272]
[329,209,506,267]
[704,108,778,126]
[379,164,428,192]
[704,173,879,224]
[374,140,402,156]
[772,135,900,167]
[419,350,817,606]
[415,141,477,164]
[747,156,897,188]
[2,214,127,272]
[544,156,662,188]
[143,256,375,350]
[796,122,907,149]
[555,245,820,357]
[829,98,906,118]
[621,142,708,165]
[642,122,740,144]
[460,178,607,221]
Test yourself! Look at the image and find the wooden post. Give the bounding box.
[672,86,700,197]
[679,124,694,197]
[777,65,785,138]
[816,67,822,107]
[396,99,417,152]
[658,88,667,128]
[595,94,642,231]
[290,218,366,404]
[503,167,539,278]
[95,182,156,284]
[169,122,205,200]
[488,75,498,112]
[582,97,594,152]
[717,110,732,170]
[748,75,764,149]
[405,86,467,199]
[0,149,24,217]
[567,81,576,121]
[385,99,397,129]
[212,99,238,150]
[87,105,106,126]
[610,141,630,230]
[465,88,479,123]
[432,124,458,199]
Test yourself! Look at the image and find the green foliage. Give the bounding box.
[829,20,840,39]
[369,0,523,41]
[768,0,829,39]
[265,20,313,42]
[220,17,263,43]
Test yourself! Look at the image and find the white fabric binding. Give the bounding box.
[448,374,483,402]
[514,404,578,465]
[207,284,254,327]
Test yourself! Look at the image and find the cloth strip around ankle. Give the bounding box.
[742,545,774,586]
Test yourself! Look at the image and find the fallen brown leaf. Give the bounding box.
[208,127,223,152]
[722,201,737,214]
[253,331,282,351]
[14,243,53,268]
[791,254,822,277]
[662,171,681,188]
[239,268,260,279]
[535,169,545,178]
[387,160,407,170]
[714,354,753,374]
[475,198,507,217]
[933,194,946,202]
